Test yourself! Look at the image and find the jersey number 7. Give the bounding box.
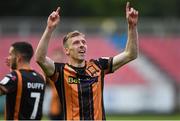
[30,92,40,119]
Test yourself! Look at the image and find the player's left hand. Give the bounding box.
[126,2,138,27]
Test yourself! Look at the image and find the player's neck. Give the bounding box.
[68,59,85,68]
[17,62,31,70]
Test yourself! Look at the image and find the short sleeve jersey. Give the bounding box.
[50,57,113,120]
[0,69,46,120]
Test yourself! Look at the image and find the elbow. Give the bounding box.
[131,52,138,60]
[35,56,45,64]
[127,51,138,61]
[34,52,45,64]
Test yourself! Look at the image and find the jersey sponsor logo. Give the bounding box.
[27,82,44,90]
[68,76,98,84]
[0,77,10,85]
[68,76,80,84]
[80,76,98,84]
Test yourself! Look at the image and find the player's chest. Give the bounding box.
[63,64,101,90]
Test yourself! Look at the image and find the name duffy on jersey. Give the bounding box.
[27,82,44,90]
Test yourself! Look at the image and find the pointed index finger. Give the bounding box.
[56,7,60,13]
[126,2,130,12]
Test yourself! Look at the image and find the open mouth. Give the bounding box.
[79,51,85,54]
[78,49,86,54]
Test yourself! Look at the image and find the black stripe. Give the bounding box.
[101,69,106,120]
[82,83,91,120]
[77,76,95,120]
[54,63,66,120]
[109,57,113,73]
[78,83,83,120]
[60,64,67,119]
[89,84,94,119]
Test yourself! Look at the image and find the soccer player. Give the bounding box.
[35,2,138,120]
[0,42,46,120]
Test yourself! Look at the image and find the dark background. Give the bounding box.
[0,0,179,17]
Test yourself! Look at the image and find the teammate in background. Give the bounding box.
[35,2,138,120]
[0,42,46,120]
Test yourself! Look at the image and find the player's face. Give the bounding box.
[66,35,87,63]
[7,47,17,70]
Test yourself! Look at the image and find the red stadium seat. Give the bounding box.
[140,36,180,83]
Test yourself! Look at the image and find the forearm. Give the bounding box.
[108,2,138,72]
[35,27,56,76]
[112,25,138,71]
[125,24,138,59]
[35,27,53,63]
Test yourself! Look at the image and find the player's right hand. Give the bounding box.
[47,7,60,31]
[126,2,138,27]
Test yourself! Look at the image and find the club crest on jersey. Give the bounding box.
[86,65,99,77]
[68,76,80,84]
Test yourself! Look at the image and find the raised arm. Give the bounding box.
[35,7,60,76]
[112,2,138,72]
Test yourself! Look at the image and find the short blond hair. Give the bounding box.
[63,30,85,47]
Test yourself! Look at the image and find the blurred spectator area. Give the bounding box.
[0,17,180,36]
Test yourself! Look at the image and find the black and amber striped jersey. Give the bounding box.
[48,78,63,120]
[0,69,46,120]
[50,57,113,120]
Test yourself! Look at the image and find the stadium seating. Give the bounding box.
[140,36,180,83]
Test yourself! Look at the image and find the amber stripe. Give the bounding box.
[14,70,23,120]
[64,65,80,120]
[49,80,61,115]
[64,67,76,77]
